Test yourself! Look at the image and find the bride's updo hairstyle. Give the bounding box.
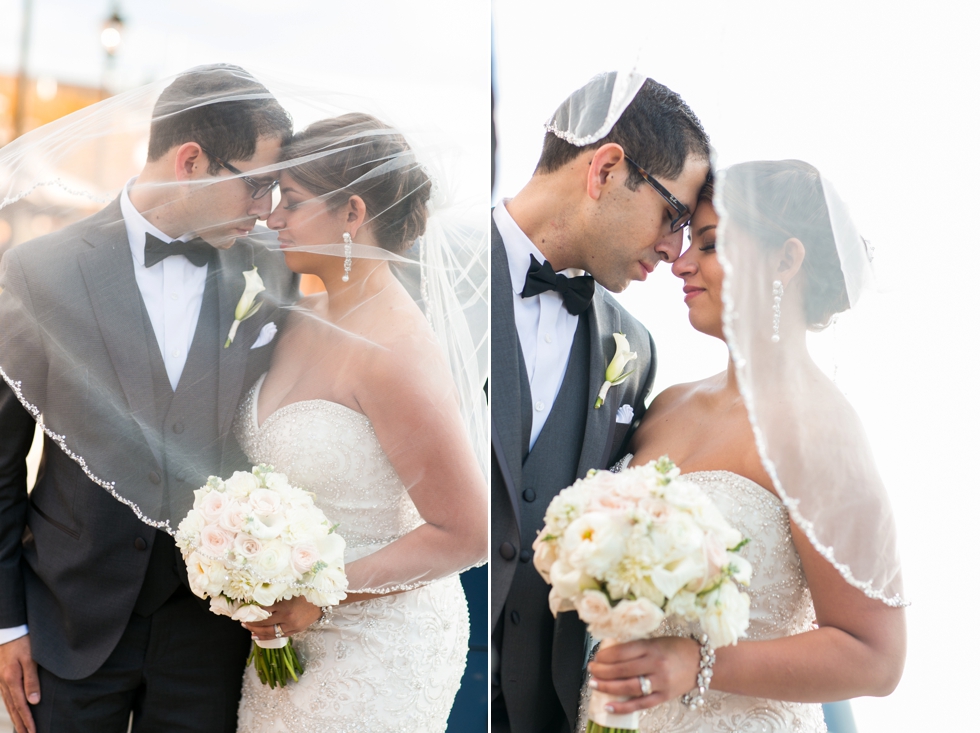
[723,160,849,330]
[282,113,432,253]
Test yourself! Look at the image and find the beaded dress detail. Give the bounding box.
[234,374,469,733]
[578,458,827,733]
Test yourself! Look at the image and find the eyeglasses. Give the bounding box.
[623,155,692,233]
[200,146,279,200]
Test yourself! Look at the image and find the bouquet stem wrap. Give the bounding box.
[586,639,640,732]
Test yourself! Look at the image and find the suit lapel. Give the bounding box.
[77,200,162,468]
[215,244,265,447]
[490,219,524,533]
[576,289,622,477]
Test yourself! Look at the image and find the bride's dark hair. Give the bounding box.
[723,160,849,329]
[281,113,431,253]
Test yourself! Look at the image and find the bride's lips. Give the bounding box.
[683,285,705,302]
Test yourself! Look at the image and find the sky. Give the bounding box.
[494,1,980,730]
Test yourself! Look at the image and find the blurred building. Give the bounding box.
[0,73,134,255]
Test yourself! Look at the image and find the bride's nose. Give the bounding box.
[267,205,287,231]
[671,244,697,278]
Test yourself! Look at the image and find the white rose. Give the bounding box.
[225,471,260,498]
[263,472,292,494]
[234,533,263,559]
[249,488,282,517]
[231,602,272,623]
[290,543,320,576]
[199,523,235,557]
[609,597,665,642]
[218,501,249,533]
[575,589,613,625]
[200,491,228,523]
[209,595,242,618]
[576,590,619,639]
[254,541,290,579]
[305,565,348,606]
[251,581,289,607]
[699,580,751,648]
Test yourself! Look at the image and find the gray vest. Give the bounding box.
[134,268,221,616]
[499,315,590,733]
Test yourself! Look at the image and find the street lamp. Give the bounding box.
[101,10,124,57]
[100,6,125,98]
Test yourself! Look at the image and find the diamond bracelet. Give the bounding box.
[680,633,716,710]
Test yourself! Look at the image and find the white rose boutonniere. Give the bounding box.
[225,267,265,348]
[594,332,637,408]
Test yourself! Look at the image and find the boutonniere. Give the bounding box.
[224,267,265,348]
[594,333,637,408]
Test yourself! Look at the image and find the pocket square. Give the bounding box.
[250,322,278,349]
[615,404,634,424]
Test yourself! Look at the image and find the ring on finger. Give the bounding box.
[274,623,283,639]
[638,674,653,696]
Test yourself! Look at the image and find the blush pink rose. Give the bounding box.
[200,523,234,556]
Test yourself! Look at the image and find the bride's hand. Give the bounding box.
[587,637,701,714]
[241,597,323,640]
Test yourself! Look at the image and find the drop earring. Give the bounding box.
[771,280,783,343]
[342,231,352,282]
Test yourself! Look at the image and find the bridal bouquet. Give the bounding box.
[533,457,751,732]
[176,464,348,688]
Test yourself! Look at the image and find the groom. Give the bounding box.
[0,65,297,733]
[490,74,710,733]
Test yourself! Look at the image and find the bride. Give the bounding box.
[581,160,907,731]
[233,113,488,732]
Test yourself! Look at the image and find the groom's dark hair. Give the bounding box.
[147,64,292,174]
[535,77,709,187]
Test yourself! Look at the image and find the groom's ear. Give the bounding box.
[775,237,806,284]
[586,143,627,201]
[174,142,206,182]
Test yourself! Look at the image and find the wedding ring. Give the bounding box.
[638,674,653,696]
[274,623,283,639]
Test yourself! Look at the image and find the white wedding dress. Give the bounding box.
[234,374,470,733]
[579,463,828,733]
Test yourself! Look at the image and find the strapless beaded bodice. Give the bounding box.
[579,464,827,733]
[234,374,424,561]
[233,374,468,733]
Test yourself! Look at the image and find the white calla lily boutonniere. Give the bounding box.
[225,267,266,348]
[594,332,637,409]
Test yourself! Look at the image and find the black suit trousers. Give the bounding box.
[31,592,251,733]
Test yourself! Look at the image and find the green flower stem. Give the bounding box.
[586,720,637,733]
[248,640,305,689]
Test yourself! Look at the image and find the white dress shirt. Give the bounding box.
[495,202,586,451]
[121,179,210,390]
[0,184,211,646]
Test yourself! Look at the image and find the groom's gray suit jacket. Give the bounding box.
[0,198,298,680]
[490,217,656,733]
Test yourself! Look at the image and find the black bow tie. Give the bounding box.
[143,233,214,268]
[520,256,595,316]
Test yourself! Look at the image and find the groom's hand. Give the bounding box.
[0,635,39,733]
[587,636,700,714]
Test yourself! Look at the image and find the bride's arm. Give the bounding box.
[589,522,906,713]
[244,334,487,641]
